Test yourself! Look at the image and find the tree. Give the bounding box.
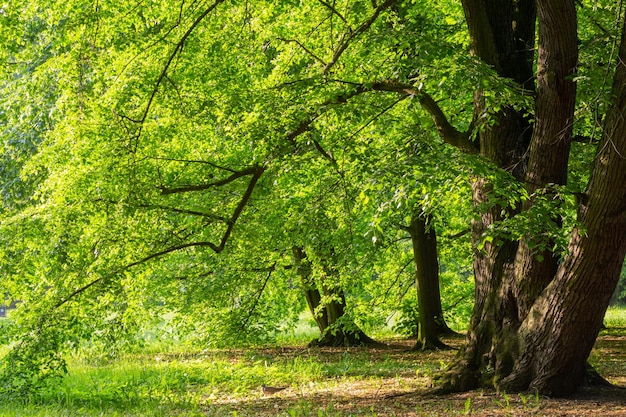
[292,246,380,347]
[1,0,625,399]
[401,210,454,350]
[432,0,626,396]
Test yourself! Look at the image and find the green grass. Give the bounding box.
[604,305,626,327]
[0,307,624,416]
[0,342,433,416]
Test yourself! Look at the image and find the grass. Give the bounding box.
[0,307,625,416]
[604,305,626,327]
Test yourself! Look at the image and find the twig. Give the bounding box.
[318,0,349,25]
[238,262,276,332]
[278,37,327,66]
[324,0,397,74]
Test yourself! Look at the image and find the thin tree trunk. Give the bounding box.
[293,246,330,333]
[292,246,380,347]
[404,212,451,350]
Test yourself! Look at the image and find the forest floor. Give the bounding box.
[1,324,625,416]
[208,330,626,417]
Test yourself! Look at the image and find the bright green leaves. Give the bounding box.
[0,0,567,397]
[474,181,580,261]
[2,1,468,322]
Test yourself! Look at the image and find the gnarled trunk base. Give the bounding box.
[308,328,383,348]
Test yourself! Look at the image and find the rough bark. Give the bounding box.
[292,247,380,347]
[500,13,626,395]
[437,0,536,392]
[514,0,578,319]
[439,0,626,396]
[404,212,452,350]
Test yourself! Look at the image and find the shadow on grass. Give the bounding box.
[203,384,626,417]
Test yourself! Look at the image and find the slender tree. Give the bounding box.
[401,210,453,350]
[292,246,380,347]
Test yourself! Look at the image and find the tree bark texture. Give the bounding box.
[439,0,537,392]
[440,0,626,396]
[514,0,578,319]
[501,12,626,395]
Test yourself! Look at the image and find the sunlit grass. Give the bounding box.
[604,305,626,327]
[0,307,624,416]
[0,340,433,416]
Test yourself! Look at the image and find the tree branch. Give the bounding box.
[139,203,228,221]
[238,262,276,333]
[56,165,265,309]
[129,0,226,151]
[443,229,471,239]
[318,0,349,25]
[373,257,414,307]
[312,137,338,165]
[323,0,397,74]
[278,37,327,66]
[150,156,238,172]
[55,240,220,309]
[215,165,265,252]
[369,80,479,154]
[159,165,259,194]
[286,82,383,146]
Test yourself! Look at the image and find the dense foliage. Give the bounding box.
[1,0,624,398]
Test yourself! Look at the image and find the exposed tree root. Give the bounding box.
[308,329,385,348]
[430,359,482,394]
[410,337,453,352]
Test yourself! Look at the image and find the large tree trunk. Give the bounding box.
[500,13,626,395]
[439,0,626,396]
[438,0,537,392]
[404,211,453,350]
[513,0,578,319]
[292,246,380,347]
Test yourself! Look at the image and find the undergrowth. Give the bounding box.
[0,307,623,416]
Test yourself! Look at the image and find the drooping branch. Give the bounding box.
[128,0,226,151]
[374,257,414,307]
[367,80,479,154]
[290,78,477,158]
[218,165,265,252]
[443,228,471,240]
[55,240,222,309]
[141,0,225,122]
[55,82,399,311]
[150,156,238,172]
[417,93,478,154]
[347,95,408,140]
[158,165,264,254]
[286,82,390,147]
[276,77,474,160]
[56,165,265,309]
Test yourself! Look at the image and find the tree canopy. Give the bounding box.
[1,0,625,398]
